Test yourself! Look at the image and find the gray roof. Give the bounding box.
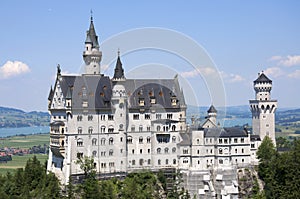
[254,73,272,84]
[113,55,125,79]
[58,75,112,110]
[207,105,217,113]
[179,132,191,146]
[250,134,261,141]
[204,127,248,138]
[124,78,186,110]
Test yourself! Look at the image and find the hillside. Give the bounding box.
[0,107,49,128]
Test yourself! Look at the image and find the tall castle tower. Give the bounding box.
[250,72,277,145]
[83,15,102,75]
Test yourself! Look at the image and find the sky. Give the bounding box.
[0,1,300,111]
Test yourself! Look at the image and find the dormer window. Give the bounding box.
[150,97,156,104]
[171,98,177,106]
[139,98,145,106]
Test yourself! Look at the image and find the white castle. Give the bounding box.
[47,17,277,198]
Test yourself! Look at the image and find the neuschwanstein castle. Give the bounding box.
[47,17,277,198]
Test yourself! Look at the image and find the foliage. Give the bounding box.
[0,155,61,198]
[257,137,300,198]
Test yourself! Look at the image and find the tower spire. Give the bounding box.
[113,49,125,80]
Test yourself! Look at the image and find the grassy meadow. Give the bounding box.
[0,134,49,175]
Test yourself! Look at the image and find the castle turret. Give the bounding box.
[112,50,125,81]
[83,14,102,75]
[250,71,277,145]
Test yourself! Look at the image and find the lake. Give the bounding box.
[0,126,49,138]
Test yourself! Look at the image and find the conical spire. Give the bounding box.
[113,49,125,79]
[85,13,99,49]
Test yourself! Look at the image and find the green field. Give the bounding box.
[0,154,48,175]
[0,133,49,148]
[0,134,49,175]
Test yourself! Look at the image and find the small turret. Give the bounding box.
[83,14,102,75]
[112,50,125,81]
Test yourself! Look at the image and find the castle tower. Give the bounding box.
[250,72,277,145]
[82,14,102,75]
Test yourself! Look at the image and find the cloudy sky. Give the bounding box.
[0,1,299,111]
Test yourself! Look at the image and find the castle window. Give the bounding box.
[157,148,161,154]
[156,114,162,120]
[140,149,143,154]
[173,159,176,165]
[157,126,161,132]
[109,137,114,145]
[139,98,145,106]
[92,138,97,146]
[158,159,161,165]
[234,138,237,143]
[167,114,173,119]
[224,139,228,144]
[120,149,123,153]
[171,98,177,106]
[101,115,105,121]
[108,115,114,121]
[150,97,156,104]
[219,159,223,164]
[78,127,82,134]
[197,139,200,144]
[101,163,106,168]
[148,159,151,165]
[235,149,237,153]
[165,148,169,154]
[101,151,106,157]
[172,136,176,143]
[147,126,151,131]
[77,139,83,147]
[166,159,169,165]
[101,126,105,133]
[148,149,150,154]
[145,114,151,120]
[219,139,222,144]
[88,127,93,134]
[77,152,83,159]
[241,138,244,143]
[183,158,188,164]
[139,159,143,166]
[147,137,151,144]
[77,115,83,121]
[139,125,143,132]
[131,125,135,132]
[219,149,223,154]
[132,160,135,166]
[183,149,188,154]
[172,147,176,153]
[197,150,200,154]
[101,138,105,145]
[108,127,114,133]
[109,149,113,156]
[139,136,143,143]
[127,136,132,144]
[133,114,139,120]
[109,162,115,167]
[92,151,97,157]
[242,148,244,153]
[172,125,176,132]
[132,149,135,154]
[251,144,255,148]
[88,115,93,121]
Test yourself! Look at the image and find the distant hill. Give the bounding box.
[0,106,49,128]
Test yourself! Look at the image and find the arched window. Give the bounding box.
[166,159,169,165]
[101,126,105,133]
[61,140,64,147]
[139,136,143,144]
[173,159,176,165]
[109,149,113,156]
[127,136,132,144]
[219,159,223,164]
[164,147,169,154]
[147,136,151,143]
[172,125,176,131]
[172,136,176,143]
[92,138,97,146]
[158,159,161,165]
[157,126,161,132]
[101,138,105,145]
[88,127,93,134]
[78,127,82,134]
[109,137,114,145]
[92,150,97,157]
[77,139,83,146]
[131,125,135,132]
[139,125,143,132]
[219,149,223,154]
[172,147,176,153]
[157,148,161,154]
[108,126,114,133]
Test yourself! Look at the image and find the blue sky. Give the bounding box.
[0,1,299,111]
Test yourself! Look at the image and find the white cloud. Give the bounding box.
[180,67,216,78]
[288,70,300,79]
[220,71,245,83]
[0,61,30,79]
[264,67,284,78]
[269,55,282,61]
[279,55,300,67]
[269,55,300,67]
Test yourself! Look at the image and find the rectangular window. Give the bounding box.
[241,138,244,143]
[133,114,139,120]
[145,114,151,120]
[156,114,162,120]
[108,115,114,120]
[251,144,255,148]
[219,139,222,144]
[234,138,237,143]
[167,114,173,119]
